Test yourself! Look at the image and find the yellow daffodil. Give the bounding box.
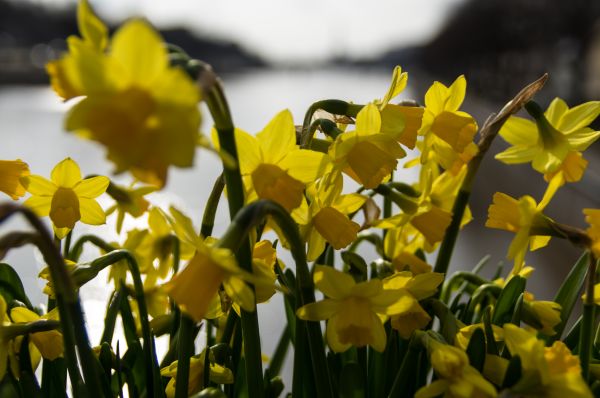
[106,229,148,288]
[418,76,479,174]
[136,207,195,284]
[0,159,29,200]
[161,349,233,398]
[375,168,461,247]
[20,158,109,239]
[10,307,63,361]
[164,207,276,321]
[214,110,328,212]
[496,99,600,175]
[297,265,409,352]
[301,176,367,261]
[383,224,433,273]
[105,182,157,233]
[583,208,600,258]
[329,103,406,189]
[503,324,592,398]
[375,66,424,149]
[383,271,444,338]
[49,0,201,187]
[416,339,497,398]
[485,190,557,273]
[251,240,278,303]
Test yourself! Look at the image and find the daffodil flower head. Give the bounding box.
[328,103,406,189]
[301,176,367,261]
[382,271,444,338]
[522,300,561,336]
[418,76,478,172]
[416,338,497,398]
[496,99,600,175]
[20,158,109,239]
[485,191,557,273]
[503,324,592,397]
[297,265,410,352]
[49,0,202,187]
[214,110,328,212]
[161,348,233,398]
[10,307,63,361]
[105,182,157,233]
[0,159,30,200]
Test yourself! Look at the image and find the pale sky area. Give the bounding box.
[24,0,466,63]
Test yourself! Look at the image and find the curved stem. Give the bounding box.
[0,203,99,397]
[217,199,333,398]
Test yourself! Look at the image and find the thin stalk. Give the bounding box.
[175,315,195,398]
[433,74,548,279]
[200,173,225,238]
[206,77,264,397]
[580,254,597,380]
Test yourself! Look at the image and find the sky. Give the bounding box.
[25,0,466,63]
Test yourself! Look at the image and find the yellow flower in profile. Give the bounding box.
[485,190,557,273]
[0,159,30,200]
[164,207,276,321]
[105,182,157,233]
[419,76,478,173]
[301,176,367,261]
[214,110,328,212]
[329,103,406,189]
[161,349,233,398]
[383,271,444,339]
[10,307,63,361]
[583,208,600,258]
[20,158,109,239]
[496,98,600,175]
[503,324,592,398]
[297,265,408,352]
[455,323,504,351]
[375,65,424,150]
[48,0,201,187]
[416,339,497,398]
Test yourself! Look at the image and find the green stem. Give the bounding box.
[90,250,162,397]
[0,204,98,397]
[299,100,364,146]
[68,234,114,261]
[206,78,264,397]
[200,173,225,238]
[217,200,333,398]
[175,315,195,398]
[580,254,597,380]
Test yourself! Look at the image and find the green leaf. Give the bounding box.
[339,362,365,398]
[492,276,526,325]
[501,355,522,389]
[18,335,42,398]
[509,293,524,326]
[482,306,498,355]
[544,252,589,344]
[466,328,486,372]
[0,263,33,309]
[341,251,368,282]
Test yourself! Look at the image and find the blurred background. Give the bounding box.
[1,0,600,390]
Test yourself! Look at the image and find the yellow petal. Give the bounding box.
[0,159,30,200]
[77,0,108,50]
[281,149,329,184]
[257,109,297,164]
[296,299,340,321]
[431,111,477,153]
[313,207,360,250]
[51,158,82,188]
[79,197,106,225]
[110,20,167,86]
[369,311,387,352]
[73,175,109,198]
[223,277,255,312]
[313,265,354,299]
[499,116,538,146]
[544,97,568,127]
[559,100,600,133]
[381,65,408,106]
[23,195,52,217]
[326,314,352,353]
[20,175,56,196]
[415,380,449,398]
[445,75,467,112]
[356,103,381,135]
